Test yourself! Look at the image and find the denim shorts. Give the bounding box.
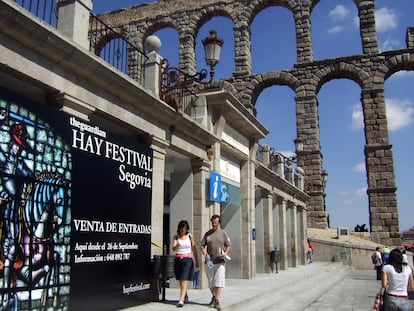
[174,256,193,281]
[383,294,410,311]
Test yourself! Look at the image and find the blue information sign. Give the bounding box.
[210,171,222,202]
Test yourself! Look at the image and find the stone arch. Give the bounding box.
[313,62,370,94]
[190,7,236,68]
[375,54,414,83]
[309,0,358,13]
[247,0,297,25]
[194,4,238,27]
[195,79,240,99]
[248,71,300,108]
[98,0,411,244]
[91,31,124,56]
[249,2,299,71]
[365,55,414,243]
[309,0,361,14]
[141,20,181,41]
[295,63,371,229]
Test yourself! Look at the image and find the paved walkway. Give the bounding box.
[119,262,392,311]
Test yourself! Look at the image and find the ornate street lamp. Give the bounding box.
[202,30,224,82]
[286,136,304,164]
[160,30,223,89]
[294,136,304,154]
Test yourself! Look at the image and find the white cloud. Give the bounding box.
[327,26,345,35]
[350,99,414,131]
[353,15,359,28]
[350,103,363,130]
[329,5,350,20]
[385,98,414,131]
[392,71,414,78]
[382,37,400,51]
[343,199,353,205]
[375,7,398,33]
[353,162,365,173]
[338,191,349,196]
[326,5,359,35]
[279,150,295,158]
[355,187,367,196]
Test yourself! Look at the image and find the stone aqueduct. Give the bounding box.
[98,0,414,246]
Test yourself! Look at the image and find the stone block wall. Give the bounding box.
[95,0,414,246]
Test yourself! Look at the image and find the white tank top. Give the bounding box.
[176,234,192,255]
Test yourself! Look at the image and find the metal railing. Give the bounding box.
[257,144,304,189]
[159,59,200,117]
[13,0,57,26]
[89,13,147,84]
[13,0,147,84]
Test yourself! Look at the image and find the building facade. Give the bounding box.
[97,0,414,247]
[0,0,309,308]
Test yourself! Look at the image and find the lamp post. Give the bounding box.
[321,169,328,189]
[160,30,223,90]
[294,136,304,154]
[202,30,224,82]
[321,169,329,226]
[286,136,304,164]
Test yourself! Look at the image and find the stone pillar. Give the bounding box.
[406,27,414,48]
[144,51,162,98]
[361,88,400,246]
[298,206,307,265]
[275,155,284,177]
[56,0,92,50]
[233,21,251,77]
[240,143,257,279]
[296,95,328,229]
[191,157,211,289]
[285,163,294,183]
[262,190,274,273]
[278,198,288,270]
[260,144,270,167]
[358,0,379,54]
[150,137,167,256]
[294,6,313,63]
[179,31,196,75]
[295,167,305,191]
[290,203,298,267]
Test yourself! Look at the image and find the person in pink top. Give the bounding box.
[172,220,199,308]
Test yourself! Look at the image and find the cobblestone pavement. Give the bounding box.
[303,269,381,311]
[120,262,390,311]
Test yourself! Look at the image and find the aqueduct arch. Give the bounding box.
[97,0,414,245]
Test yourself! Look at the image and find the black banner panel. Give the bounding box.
[0,89,153,311]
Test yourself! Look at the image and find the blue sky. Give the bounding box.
[93,1,414,232]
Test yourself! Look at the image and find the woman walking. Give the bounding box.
[172,220,199,308]
[381,248,414,311]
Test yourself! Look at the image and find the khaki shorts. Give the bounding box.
[206,263,226,288]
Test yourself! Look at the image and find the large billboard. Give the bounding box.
[0,89,153,310]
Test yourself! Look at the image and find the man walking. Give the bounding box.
[200,215,231,310]
[374,247,383,280]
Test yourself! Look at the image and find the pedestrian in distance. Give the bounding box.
[373,247,383,280]
[172,220,199,308]
[381,248,414,311]
[200,215,231,310]
[307,239,314,263]
[401,249,408,266]
[382,246,391,265]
